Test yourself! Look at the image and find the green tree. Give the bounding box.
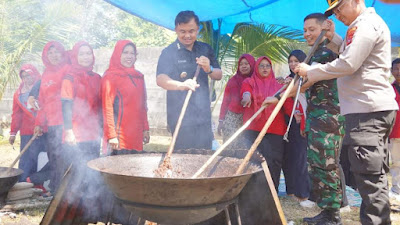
[0,0,176,100]
[0,0,80,99]
[115,10,175,47]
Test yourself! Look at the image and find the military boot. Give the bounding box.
[315,209,342,225]
[303,210,329,224]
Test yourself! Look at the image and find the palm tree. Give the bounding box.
[0,0,83,100]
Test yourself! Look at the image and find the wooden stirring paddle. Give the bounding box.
[155,65,201,177]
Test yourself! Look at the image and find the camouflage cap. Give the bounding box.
[325,0,342,17]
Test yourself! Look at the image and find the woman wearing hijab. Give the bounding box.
[55,41,102,222]
[61,41,101,161]
[279,50,313,207]
[241,56,294,191]
[218,54,255,149]
[9,64,44,181]
[28,41,68,109]
[102,40,150,155]
[33,41,69,194]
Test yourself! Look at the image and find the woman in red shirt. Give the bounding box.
[61,41,101,160]
[57,41,102,221]
[10,64,43,181]
[241,56,293,190]
[34,41,69,194]
[102,40,149,155]
[217,54,255,149]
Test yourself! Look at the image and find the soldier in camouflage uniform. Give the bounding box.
[302,13,345,225]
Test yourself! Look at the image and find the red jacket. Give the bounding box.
[219,78,247,120]
[60,41,101,143]
[241,80,293,134]
[35,66,67,127]
[61,72,101,142]
[219,54,255,120]
[101,72,149,151]
[35,41,68,128]
[390,83,400,139]
[10,64,41,136]
[10,91,35,136]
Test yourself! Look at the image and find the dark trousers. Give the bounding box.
[111,149,141,155]
[46,125,64,193]
[282,120,310,199]
[244,130,284,191]
[30,162,51,185]
[18,134,46,181]
[339,146,358,190]
[62,140,102,222]
[344,110,396,225]
[171,123,213,150]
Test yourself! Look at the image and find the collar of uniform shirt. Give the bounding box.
[176,39,199,51]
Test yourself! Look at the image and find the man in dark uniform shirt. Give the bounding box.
[156,10,222,150]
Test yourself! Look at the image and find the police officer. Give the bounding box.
[295,0,398,224]
[156,11,222,150]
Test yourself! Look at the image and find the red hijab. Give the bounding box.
[68,41,95,74]
[18,64,41,93]
[41,41,68,74]
[248,56,283,119]
[231,54,256,87]
[105,40,141,77]
[66,41,99,106]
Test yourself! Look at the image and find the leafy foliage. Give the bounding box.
[115,10,175,47]
[0,0,80,99]
[0,0,176,100]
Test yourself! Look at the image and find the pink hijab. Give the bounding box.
[247,56,283,119]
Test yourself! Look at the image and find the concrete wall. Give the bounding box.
[0,47,291,135]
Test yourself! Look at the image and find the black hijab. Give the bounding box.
[288,50,306,78]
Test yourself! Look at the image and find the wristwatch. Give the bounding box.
[206,66,214,74]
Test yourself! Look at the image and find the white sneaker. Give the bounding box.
[300,200,316,208]
[340,205,351,213]
[389,190,400,201]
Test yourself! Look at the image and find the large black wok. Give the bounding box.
[0,167,23,204]
[87,153,261,224]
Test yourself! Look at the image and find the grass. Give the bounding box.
[1,133,400,224]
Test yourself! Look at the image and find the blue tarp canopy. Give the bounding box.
[105,0,400,47]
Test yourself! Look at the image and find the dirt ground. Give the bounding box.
[0,135,400,225]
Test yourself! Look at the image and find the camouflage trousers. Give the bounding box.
[308,129,343,209]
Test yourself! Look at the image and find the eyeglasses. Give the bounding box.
[258,64,271,69]
[332,0,347,16]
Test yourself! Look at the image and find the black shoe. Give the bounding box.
[303,209,341,225]
[315,209,342,225]
[303,210,329,224]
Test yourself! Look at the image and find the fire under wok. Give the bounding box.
[87,152,262,224]
[0,167,23,204]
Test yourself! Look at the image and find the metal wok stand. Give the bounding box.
[117,196,243,225]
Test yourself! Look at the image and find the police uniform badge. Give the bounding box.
[180,72,187,78]
[346,26,357,46]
